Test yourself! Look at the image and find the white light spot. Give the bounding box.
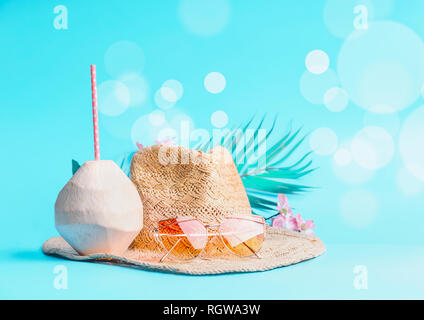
[334,148,352,166]
[131,114,169,146]
[149,110,166,126]
[351,126,394,170]
[305,50,330,74]
[160,87,178,102]
[309,127,338,156]
[324,87,349,112]
[169,112,195,147]
[300,69,339,105]
[157,127,178,142]
[170,113,195,131]
[204,72,226,94]
[98,80,130,116]
[162,79,183,102]
[118,72,149,107]
[396,167,423,196]
[211,110,228,128]
[399,106,424,182]
[179,0,230,36]
[363,109,400,136]
[340,189,378,228]
[104,41,145,77]
[154,89,175,110]
[333,141,374,184]
[338,21,424,113]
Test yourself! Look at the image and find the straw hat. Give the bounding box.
[43,145,325,275]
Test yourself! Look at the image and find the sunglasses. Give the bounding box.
[153,215,266,262]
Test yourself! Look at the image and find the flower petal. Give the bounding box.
[304,219,315,230]
[286,216,297,231]
[286,206,293,216]
[278,193,288,208]
[136,142,144,150]
[272,215,286,229]
[293,214,304,231]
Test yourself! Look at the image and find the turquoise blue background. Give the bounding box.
[1,0,423,299]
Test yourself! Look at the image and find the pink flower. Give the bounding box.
[272,193,316,234]
[271,213,296,230]
[294,213,315,236]
[276,193,292,216]
[136,142,144,150]
[271,215,286,229]
[285,214,297,230]
[155,138,175,146]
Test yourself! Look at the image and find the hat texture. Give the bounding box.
[129,145,251,252]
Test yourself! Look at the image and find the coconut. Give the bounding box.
[55,160,143,255]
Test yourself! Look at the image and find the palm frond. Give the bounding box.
[72,159,81,175]
[200,115,315,218]
[117,151,136,177]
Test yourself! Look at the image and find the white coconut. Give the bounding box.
[55,160,143,255]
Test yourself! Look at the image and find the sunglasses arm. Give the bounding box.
[245,242,262,259]
[159,238,181,263]
[236,237,262,259]
[209,221,263,259]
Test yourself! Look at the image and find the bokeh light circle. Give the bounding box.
[204,72,226,94]
[396,167,423,196]
[211,110,228,128]
[368,0,395,17]
[309,127,338,155]
[161,79,183,102]
[300,69,339,104]
[170,112,195,132]
[179,0,230,36]
[160,87,178,102]
[149,110,166,126]
[104,41,145,77]
[340,189,378,228]
[399,106,424,182]
[338,21,424,113]
[352,126,395,169]
[98,80,130,116]
[157,127,178,142]
[351,126,394,170]
[324,87,349,112]
[118,72,149,107]
[102,107,141,139]
[305,50,330,74]
[169,112,195,146]
[334,148,352,166]
[154,89,175,110]
[333,141,374,184]
[363,109,400,136]
[131,114,169,146]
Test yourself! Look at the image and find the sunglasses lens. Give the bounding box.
[158,217,208,260]
[219,216,265,257]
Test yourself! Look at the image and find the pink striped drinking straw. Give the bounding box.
[90,65,100,160]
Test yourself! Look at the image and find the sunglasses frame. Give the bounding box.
[153,215,266,263]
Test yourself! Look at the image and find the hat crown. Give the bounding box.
[129,145,251,250]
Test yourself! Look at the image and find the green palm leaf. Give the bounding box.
[199,115,315,217]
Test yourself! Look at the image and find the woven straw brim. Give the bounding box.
[42,227,326,275]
